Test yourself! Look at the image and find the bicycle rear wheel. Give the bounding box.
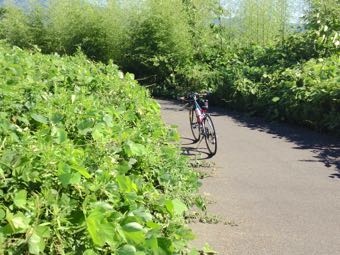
[189,109,200,142]
[203,114,217,156]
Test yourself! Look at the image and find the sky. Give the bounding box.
[0,0,309,24]
[221,0,308,23]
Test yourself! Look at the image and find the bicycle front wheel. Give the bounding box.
[203,114,217,156]
[189,109,200,142]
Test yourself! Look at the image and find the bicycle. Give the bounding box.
[184,92,217,156]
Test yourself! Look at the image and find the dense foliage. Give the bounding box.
[213,50,340,133]
[211,0,339,134]
[0,42,201,254]
[0,0,338,129]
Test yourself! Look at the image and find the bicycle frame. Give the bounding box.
[192,95,207,124]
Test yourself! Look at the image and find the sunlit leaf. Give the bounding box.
[165,199,187,217]
[122,222,145,245]
[124,141,146,157]
[116,175,138,193]
[117,244,136,255]
[272,97,280,103]
[14,190,27,208]
[28,231,45,255]
[31,114,48,124]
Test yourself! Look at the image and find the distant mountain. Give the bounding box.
[0,0,48,8]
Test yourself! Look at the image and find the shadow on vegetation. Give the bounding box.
[209,106,340,179]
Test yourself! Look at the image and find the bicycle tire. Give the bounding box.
[203,114,217,156]
[189,109,201,142]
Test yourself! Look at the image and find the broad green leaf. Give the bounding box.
[78,119,94,131]
[55,128,67,144]
[131,208,152,222]
[0,224,13,235]
[165,201,174,217]
[103,115,113,127]
[28,231,45,255]
[165,199,187,217]
[86,208,115,247]
[86,213,105,246]
[172,199,187,215]
[0,209,5,221]
[72,165,91,179]
[14,190,27,208]
[52,127,67,144]
[272,97,280,103]
[157,238,174,254]
[51,113,63,124]
[31,114,48,124]
[129,158,137,167]
[84,250,98,255]
[93,202,113,211]
[92,127,104,141]
[58,162,86,186]
[77,118,95,135]
[83,250,98,255]
[117,244,137,255]
[8,212,30,231]
[17,115,30,125]
[116,175,138,193]
[146,222,161,230]
[124,141,146,157]
[58,172,81,187]
[145,238,158,254]
[123,222,143,232]
[122,222,145,245]
[35,225,50,238]
[117,161,131,174]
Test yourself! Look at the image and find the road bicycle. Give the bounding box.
[184,92,217,156]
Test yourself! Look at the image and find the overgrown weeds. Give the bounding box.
[0,42,202,254]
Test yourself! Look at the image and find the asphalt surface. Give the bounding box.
[158,99,340,255]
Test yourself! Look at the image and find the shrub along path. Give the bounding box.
[158,99,340,255]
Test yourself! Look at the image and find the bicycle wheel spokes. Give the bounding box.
[203,115,217,156]
[189,109,200,142]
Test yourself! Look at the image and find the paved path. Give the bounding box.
[158,99,340,255]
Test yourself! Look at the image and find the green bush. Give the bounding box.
[0,0,127,62]
[0,0,201,93]
[214,52,340,134]
[121,0,194,91]
[0,42,200,254]
[210,1,340,135]
[0,5,32,48]
[0,0,338,135]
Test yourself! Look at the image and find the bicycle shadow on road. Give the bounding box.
[209,106,340,179]
[180,137,212,160]
[181,137,196,145]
